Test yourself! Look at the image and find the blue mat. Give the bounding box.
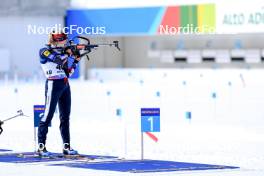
[0,152,239,173]
[51,159,239,173]
[0,152,117,163]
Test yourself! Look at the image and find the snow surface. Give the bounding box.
[0,68,264,176]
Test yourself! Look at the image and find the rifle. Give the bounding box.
[65,36,121,60]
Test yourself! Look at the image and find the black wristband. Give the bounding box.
[74,59,79,64]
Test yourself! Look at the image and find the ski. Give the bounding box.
[16,153,95,161]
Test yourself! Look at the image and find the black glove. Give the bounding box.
[73,49,81,58]
[54,57,68,71]
[64,46,81,58]
[53,55,65,65]
[64,46,73,57]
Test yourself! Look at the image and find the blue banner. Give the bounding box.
[66,7,163,35]
[141,108,160,116]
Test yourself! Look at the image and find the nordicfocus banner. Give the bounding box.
[66,3,264,35]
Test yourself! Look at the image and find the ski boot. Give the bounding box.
[63,143,78,155]
[37,143,51,157]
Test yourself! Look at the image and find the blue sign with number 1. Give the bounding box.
[141,108,160,132]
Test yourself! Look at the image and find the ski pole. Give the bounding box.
[0,110,29,135]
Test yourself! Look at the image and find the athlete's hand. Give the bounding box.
[65,48,73,56]
[75,56,81,62]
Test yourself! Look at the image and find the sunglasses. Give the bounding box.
[52,33,67,42]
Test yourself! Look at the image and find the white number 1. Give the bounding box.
[147,117,154,131]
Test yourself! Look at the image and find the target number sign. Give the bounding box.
[141,108,160,132]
